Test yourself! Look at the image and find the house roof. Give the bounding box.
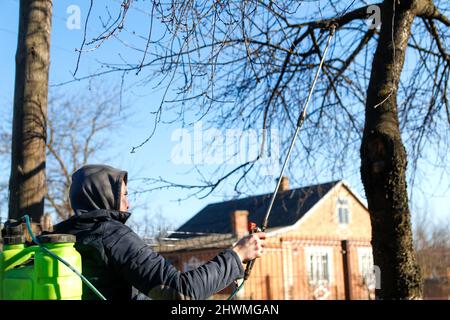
[170,180,341,239]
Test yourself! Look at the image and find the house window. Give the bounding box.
[337,197,350,225]
[358,248,376,289]
[305,247,333,285]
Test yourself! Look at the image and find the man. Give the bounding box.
[53,164,265,300]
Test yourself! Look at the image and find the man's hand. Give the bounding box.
[232,232,266,264]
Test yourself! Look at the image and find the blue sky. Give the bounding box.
[0,0,448,230]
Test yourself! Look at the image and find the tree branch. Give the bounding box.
[46,118,71,183]
[422,18,450,63]
[290,4,382,30]
[45,193,67,220]
[419,4,450,26]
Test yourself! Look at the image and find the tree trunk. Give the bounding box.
[361,0,423,299]
[9,0,53,222]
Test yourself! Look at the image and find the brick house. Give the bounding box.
[152,178,376,300]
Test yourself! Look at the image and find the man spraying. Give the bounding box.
[53,164,265,300]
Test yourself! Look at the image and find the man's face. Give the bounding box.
[120,180,130,211]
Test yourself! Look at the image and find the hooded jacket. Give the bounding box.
[53,164,244,300]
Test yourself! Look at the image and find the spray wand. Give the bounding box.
[227,24,337,300]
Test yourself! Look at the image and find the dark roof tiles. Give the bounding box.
[172,180,340,238]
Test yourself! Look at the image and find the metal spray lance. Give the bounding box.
[228,24,337,300]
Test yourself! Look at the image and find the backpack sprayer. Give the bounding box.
[227,24,337,300]
[0,215,106,300]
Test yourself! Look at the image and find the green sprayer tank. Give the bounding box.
[0,221,82,300]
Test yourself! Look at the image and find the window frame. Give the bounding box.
[336,197,350,225]
[357,247,376,289]
[304,246,334,285]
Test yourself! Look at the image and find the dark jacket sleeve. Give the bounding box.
[103,223,244,300]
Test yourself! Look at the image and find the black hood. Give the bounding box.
[70,164,128,218]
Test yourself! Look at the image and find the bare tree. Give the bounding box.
[0,124,11,219]
[414,210,450,281]
[9,0,53,223]
[67,0,450,299]
[2,84,128,222]
[45,84,128,221]
[127,209,175,241]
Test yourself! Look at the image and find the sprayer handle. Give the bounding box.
[244,259,255,280]
[243,222,261,280]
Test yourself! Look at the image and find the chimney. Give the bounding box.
[277,176,290,192]
[230,210,249,239]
